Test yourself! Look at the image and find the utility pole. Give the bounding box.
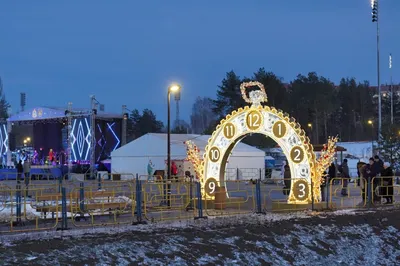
[20,93,26,112]
[90,95,96,179]
[371,0,381,141]
[67,102,73,178]
[122,105,127,146]
[390,53,393,124]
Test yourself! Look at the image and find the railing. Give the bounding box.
[1,173,400,234]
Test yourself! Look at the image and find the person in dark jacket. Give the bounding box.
[364,157,380,203]
[16,160,23,183]
[283,164,291,195]
[320,171,328,201]
[328,163,336,184]
[357,161,366,186]
[381,162,394,204]
[373,155,384,175]
[340,159,350,196]
[358,163,369,205]
[373,155,384,202]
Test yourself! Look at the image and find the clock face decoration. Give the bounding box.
[200,81,316,204]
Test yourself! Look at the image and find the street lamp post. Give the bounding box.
[390,53,393,124]
[368,120,374,154]
[307,123,312,144]
[167,84,181,206]
[371,0,381,141]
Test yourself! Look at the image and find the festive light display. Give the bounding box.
[315,136,338,186]
[0,124,7,155]
[70,118,91,161]
[107,122,120,151]
[189,80,338,204]
[184,140,203,179]
[96,122,121,162]
[240,81,268,106]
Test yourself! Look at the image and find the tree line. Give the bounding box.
[208,68,380,145]
[196,68,400,147]
[125,68,400,150]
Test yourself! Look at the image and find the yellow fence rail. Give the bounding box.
[142,180,195,222]
[1,174,400,234]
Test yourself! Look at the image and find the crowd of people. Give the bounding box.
[329,155,395,204]
[279,155,395,204]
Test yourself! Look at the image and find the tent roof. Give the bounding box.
[7,106,122,122]
[112,133,265,158]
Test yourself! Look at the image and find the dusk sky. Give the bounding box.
[0,1,399,124]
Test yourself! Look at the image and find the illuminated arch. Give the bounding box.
[201,82,318,204]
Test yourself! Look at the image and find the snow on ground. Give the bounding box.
[337,141,373,161]
[1,208,400,265]
[0,195,133,222]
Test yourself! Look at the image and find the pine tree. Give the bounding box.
[377,123,400,164]
[213,71,243,119]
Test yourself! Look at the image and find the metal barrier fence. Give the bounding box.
[2,174,400,234]
[0,184,60,233]
[142,179,195,222]
[203,180,256,217]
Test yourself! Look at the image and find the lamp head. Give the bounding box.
[307,123,312,128]
[169,84,181,93]
[368,120,373,125]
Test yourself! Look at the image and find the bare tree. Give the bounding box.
[190,97,216,134]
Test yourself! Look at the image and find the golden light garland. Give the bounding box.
[196,80,337,204]
[184,140,203,180]
[240,81,268,104]
[315,136,338,187]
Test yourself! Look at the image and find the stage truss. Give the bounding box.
[5,104,122,176]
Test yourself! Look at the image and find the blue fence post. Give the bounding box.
[136,174,141,221]
[311,180,314,211]
[367,177,372,209]
[79,182,85,219]
[57,187,68,230]
[194,182,207,220]
[255,179,263,214]
[62,187,68,229]
[186,175,194,211]
[326,177,330,209]
[16,183,22,224]
[58,175,62,193]
[98,172,102,191]
[133,173,146,225]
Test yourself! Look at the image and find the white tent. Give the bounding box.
[111,133,265,180]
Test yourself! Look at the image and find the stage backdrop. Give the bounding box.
[95,120,121,162]
[0,123,7,155]
[69,117,121,163]
[33,123,63,156]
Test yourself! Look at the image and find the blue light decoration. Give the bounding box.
[96,124,106,162]
[70,118,91,162]
[0,124,8,155]
[96,122,120,162]
[107,122,120,151]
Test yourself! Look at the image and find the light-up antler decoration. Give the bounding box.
[185,140,203,180]
[315,136,338,187]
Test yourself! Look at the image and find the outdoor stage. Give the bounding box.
[0,105,123,179]
[0,166,62,181]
